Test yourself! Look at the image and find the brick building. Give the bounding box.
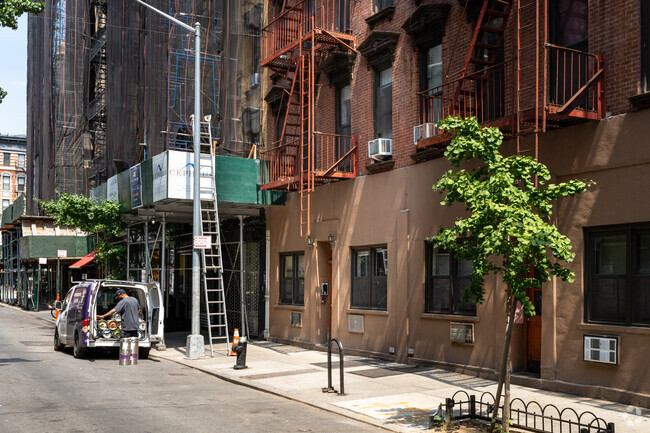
[0,135,27,216]
[261,0,650,405]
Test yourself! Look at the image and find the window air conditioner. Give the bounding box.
[249,73,260,89]
[413,123,435,144]
[450,322,474,344]
[368,138,392,160]
[583,335,618,365]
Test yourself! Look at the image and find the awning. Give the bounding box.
[69,251,96,269]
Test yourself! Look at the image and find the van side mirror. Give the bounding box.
[54,301,63,311]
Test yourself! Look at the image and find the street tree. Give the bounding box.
[429,116,591,432]
[39,193,127,279]
[0,0,44,103]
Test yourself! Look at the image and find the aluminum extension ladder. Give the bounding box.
[194,115,231,356]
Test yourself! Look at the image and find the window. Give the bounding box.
[2,174,10,191]
[374,67,392,139]
[280,253,304,305]
[2,199,9,210]
[336,84,351,136]
[426,245,476,316]
[3,153,10,167]
[17,154,25,168]
[586,225,650,326]
[420,44,442,128]
[16,176,25,193]
[351,246,387,310]
[373,0,392,13]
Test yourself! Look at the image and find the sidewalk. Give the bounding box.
[12,304,649,432]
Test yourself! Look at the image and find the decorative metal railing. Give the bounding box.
[445,391,615,433]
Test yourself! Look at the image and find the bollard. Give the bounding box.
[233,336,248,370]
[119,337,139,365]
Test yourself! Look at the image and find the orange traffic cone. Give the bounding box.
[230,328,239,356]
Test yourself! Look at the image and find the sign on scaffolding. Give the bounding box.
[193,236,211,249]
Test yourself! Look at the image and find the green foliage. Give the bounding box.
[39,193,127,279]
[0,0,45,103]
[0,0,44,29]
[429,116,592,316]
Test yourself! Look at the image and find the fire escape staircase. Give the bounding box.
[260,0,358,236]
[452,0,513,122]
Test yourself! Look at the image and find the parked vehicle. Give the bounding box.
[53,280,164,359]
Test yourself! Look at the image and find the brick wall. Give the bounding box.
[263,0,644,176]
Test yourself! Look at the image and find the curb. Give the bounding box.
[149,352,396,432]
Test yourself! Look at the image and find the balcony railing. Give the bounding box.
[416,46,605,145]
[417,62,509,131]
[261,133,357,189]
[546,44,605,119]
[262,0,353,65]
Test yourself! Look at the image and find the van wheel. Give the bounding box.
[139,348,150,360]
[73,332,86,359]
[53,329,64,351]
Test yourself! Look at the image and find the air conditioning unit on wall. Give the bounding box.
[249,73,260,89]
[413,123,436,144]
[450,322,474,344]
[583,335,618,365]
[368,138,392,160]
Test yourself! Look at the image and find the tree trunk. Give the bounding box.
[490,290,516,431]
[503,348,512,432]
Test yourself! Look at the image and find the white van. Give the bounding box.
[53,280,164,359]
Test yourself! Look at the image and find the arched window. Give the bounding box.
[2,174,11,191]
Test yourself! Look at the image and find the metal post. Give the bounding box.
[145,221,150,282]
[134,0,202,358]
[239,216,246,339]
[187,20,205,359]
[263,229,270,340]
[161,214,167,318]
[35,264,41,311]
[126,224,131,280]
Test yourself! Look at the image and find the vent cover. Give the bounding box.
[583,335,618,365]
[290,311,302,327]
[450,322,475,344]
[348,314,364,333]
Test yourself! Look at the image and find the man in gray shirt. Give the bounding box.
[97,289,141,338]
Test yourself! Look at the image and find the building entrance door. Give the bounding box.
[526,287,542,374]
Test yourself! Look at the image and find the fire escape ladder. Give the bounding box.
[299,40,314,237]
[453,0,513,119]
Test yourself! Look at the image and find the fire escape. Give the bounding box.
[415,0,606,157]
[260,0,358,236]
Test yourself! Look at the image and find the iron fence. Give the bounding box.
[446,391,615,433]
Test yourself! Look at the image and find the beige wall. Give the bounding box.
[267,109,650,404]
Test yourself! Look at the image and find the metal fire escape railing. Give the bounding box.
[415,0,606,150]
[260,0,358,237]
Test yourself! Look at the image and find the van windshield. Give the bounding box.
[96,287,146,317]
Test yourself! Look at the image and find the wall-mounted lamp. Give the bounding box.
[328,233,336,246]
[307,236,314,248]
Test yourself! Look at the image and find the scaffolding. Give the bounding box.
[27,0,263,212]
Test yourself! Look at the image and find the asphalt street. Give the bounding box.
[0,305,384,433]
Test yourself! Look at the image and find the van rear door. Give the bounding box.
[144,282,164,342]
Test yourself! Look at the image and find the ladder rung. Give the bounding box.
[485,9,508,17]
